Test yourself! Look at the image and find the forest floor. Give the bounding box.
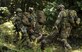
[0,21,82,52]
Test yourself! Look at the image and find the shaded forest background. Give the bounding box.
[0,0,82,52]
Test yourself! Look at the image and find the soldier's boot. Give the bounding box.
[57,38,72,49]
[57,38,72,52]
[62,39,72,52]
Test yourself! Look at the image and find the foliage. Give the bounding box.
[43,1,58,31]
[0,0,82,52]
[0,7,10,17]
[77,1,82,10]
[0,7,10,24]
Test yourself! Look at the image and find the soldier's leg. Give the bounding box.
[57,38,72,52]
[59,28,72,52]
[40,39,47,52]
[61,39,72,49]
[27,28,35,42]
[13,28,20,43]
[21,26,29,41]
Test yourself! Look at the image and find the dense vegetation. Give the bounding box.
[0,0,82,52]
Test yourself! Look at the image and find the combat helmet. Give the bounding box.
[57,4,65,10]
[28,7,34,13]
[29,7,34,11]
[16,8,22,12]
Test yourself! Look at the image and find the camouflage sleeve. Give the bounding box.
[73,10,78,21]
[31,14,36,27]
[33,16,36,27]
[76,18,80,25]
[75,15,80,25]
[55,12,62,25]
[73,10,80,25]
[12,16,17,24]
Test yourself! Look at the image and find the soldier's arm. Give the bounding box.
[53,12,62,29]
[12,16,17,24]
[55,12,62,25]
[76,18,80,25]
[75,16,80,25]
[31,14,36,28]
[73,10,80,25]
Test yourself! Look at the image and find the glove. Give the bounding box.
[53,25,58,30]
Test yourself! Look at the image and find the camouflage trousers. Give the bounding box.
[58,25,72,51]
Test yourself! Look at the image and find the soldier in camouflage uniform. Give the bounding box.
[53,4,80,51]
[35,10,46,37]
[35,10,47,52]
[22,7,37,41]
[13,8,23,42]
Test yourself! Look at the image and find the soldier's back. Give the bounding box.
[36,10,46,25]
[59,9,77,25]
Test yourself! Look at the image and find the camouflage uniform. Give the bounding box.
[54,4,80,50]
[13,8,23,41]
[35,10,46,35]
[35,10,47,52]
[22,7,36,41]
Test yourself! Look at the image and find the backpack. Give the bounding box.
[37,10,46,25]
[68,10,78,27]
[61,10,78,27]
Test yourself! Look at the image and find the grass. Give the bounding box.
[0,21,82,52]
